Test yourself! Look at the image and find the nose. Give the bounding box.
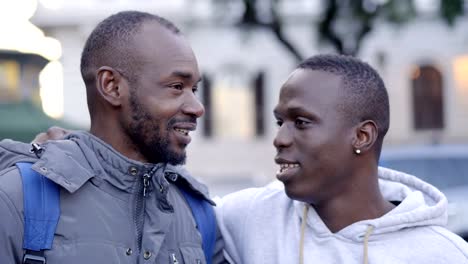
[273,123,293,150]
[182,92,205,118]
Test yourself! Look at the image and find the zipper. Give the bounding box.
[170,252,179,264]
[134,172,153,253]
[143,173,151,197]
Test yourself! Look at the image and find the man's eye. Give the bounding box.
[276,120,283,127]
[295,119,309,127]
[171,83,183,90]
[192,85,199,94]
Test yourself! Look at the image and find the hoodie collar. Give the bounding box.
[294,167,448,242]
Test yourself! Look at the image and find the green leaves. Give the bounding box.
[440,0,464,26]
[223,0,465,58]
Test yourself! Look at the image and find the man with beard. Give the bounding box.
[0,11,224,264]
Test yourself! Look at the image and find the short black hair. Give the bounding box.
[80,10,181,87]
[297,54,390,150]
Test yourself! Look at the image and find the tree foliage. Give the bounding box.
[215,0,466,61]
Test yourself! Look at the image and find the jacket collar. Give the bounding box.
[32,131,213,203]
[165,164,215,205]
[31,138,95,193]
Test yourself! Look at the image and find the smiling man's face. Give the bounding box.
[121,21,204,165]
[273,69,356,203]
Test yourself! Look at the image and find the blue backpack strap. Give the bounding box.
[180,188,216,264]
[16,162,60,264]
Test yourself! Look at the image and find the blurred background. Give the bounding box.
[0,0,467,203]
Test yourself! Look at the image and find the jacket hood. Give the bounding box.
[294,167,448,242]
[0,131,212,201]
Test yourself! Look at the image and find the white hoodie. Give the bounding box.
[216,167,468,264]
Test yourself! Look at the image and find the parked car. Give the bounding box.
[380,144,468,241]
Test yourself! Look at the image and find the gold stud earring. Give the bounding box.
[355,149,361,154]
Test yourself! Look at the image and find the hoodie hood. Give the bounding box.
[294,167,448,242]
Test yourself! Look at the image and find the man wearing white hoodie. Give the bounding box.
[216,54,468,264]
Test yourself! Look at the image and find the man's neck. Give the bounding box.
[90,121,149,163]
[313,170,395,233]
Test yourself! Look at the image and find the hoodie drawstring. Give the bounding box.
[363,225,374,264]
[299,204,375,264]
[299,205,309,264]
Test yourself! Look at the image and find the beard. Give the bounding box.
[125,89,186,165]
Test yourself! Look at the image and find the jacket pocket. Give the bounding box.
[179,243,206,264]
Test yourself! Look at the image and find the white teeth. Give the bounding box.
[175,128,189,136]
[278,163,299,173]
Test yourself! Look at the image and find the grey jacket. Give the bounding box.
[0,131,225,264]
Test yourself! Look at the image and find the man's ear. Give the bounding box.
[96,66,127,106]
[351,120,378,154]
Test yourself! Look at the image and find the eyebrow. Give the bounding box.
[274,105,308,114]
[274,105,320,121]
[171,71,202,83]
[286,106,310,114]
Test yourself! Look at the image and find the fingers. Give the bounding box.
[31,126,70,144]
[47,126,70,139]
[31,132,49,144]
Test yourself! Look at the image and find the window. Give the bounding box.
[201,74,213,137]
[411,65,444,130]
[201,66,266,139]
[212,68,254,139]
[253,71,265,137]
[0,59,20,102]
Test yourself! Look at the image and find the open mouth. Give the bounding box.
[278,163,299,172]
[174,128,189,136]
[275,161,300,181]
[172,122,196,145]
[277,163,300,175]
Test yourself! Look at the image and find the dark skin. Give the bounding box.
[41,22,204,165]
[34,42,393,232]
[95,23,203,164]
[273,69,395,233]
[35,22,204,164]
[96,22,203,164]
